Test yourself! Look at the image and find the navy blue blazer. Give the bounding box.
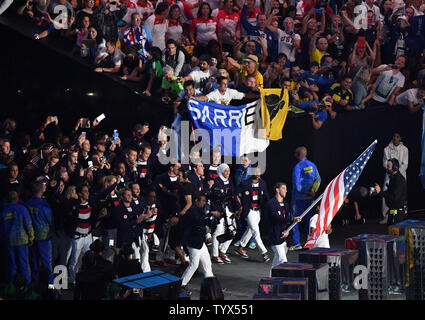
[266,197,292,246]
[183,205,207,250]
[238,178,270,219]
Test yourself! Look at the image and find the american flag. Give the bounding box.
[304,140,377,249]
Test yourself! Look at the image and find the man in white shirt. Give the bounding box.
[195,76,259,105]
[94,40,125,73]
[395,87,425,113]
[371,55,407,105]
[379,133,409,224]
[309,212,332,248]
[179,55,211,94]
[144,2,169,50]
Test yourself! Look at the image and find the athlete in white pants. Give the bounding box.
[181,244,214,286]
[239,209,267,254]
[266,182,301,276]
[181,194,219,289]
[210,163,239,264]
[234,169,270,262]
[68,234,94,284]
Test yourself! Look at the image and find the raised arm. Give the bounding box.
[227,56,241,70]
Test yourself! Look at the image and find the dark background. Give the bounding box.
[1,15,424,217]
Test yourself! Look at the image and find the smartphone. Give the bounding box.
[82,39,96,49]
[48,284,55,289]
[51,116,58,122]
[96,113,106,123]
[88,160,94,168]
[391,65,399,69]
[113,130,119,144]
[315,9,322,14]
[133,288,140,294]
[81,131,86,138]
[109,239,114,247]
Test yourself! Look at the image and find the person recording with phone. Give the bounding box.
[371,158,407,226]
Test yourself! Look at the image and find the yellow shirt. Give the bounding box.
[240,65,264,88]
[310,49,328,66]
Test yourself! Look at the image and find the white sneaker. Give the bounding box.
[379,216,388,225]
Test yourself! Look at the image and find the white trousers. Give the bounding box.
[181,244,214,286]
[69,234,94,283]
[270,242,288,277]
[212,207,233,257]
[139,234,151,272]
[240,209,267,254]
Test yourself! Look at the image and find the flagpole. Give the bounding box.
[283,193,324,235]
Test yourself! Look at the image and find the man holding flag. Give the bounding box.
[266,182,301,273]
[289,146,321,251]
[193,77,259,105]
[303,140,377,249]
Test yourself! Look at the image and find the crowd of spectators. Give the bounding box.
[15,0,425,130]
[2,0,425,300]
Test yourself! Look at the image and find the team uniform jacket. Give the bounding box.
[113,202,143,248]
[292,157,321,201]
[238,178,269,219]
[1,203,35,247]
[266,197,292,246]
[183,205,208,250]
[25,197,53,241]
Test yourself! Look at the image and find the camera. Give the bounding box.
[369,187,376,196]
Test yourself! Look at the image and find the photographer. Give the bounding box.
[372,158,407,226]
[180,193,220,292]
[296,95,333,130]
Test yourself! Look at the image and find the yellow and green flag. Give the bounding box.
[260,88,289,141]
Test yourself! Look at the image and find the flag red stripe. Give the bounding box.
[329,173,343,226]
